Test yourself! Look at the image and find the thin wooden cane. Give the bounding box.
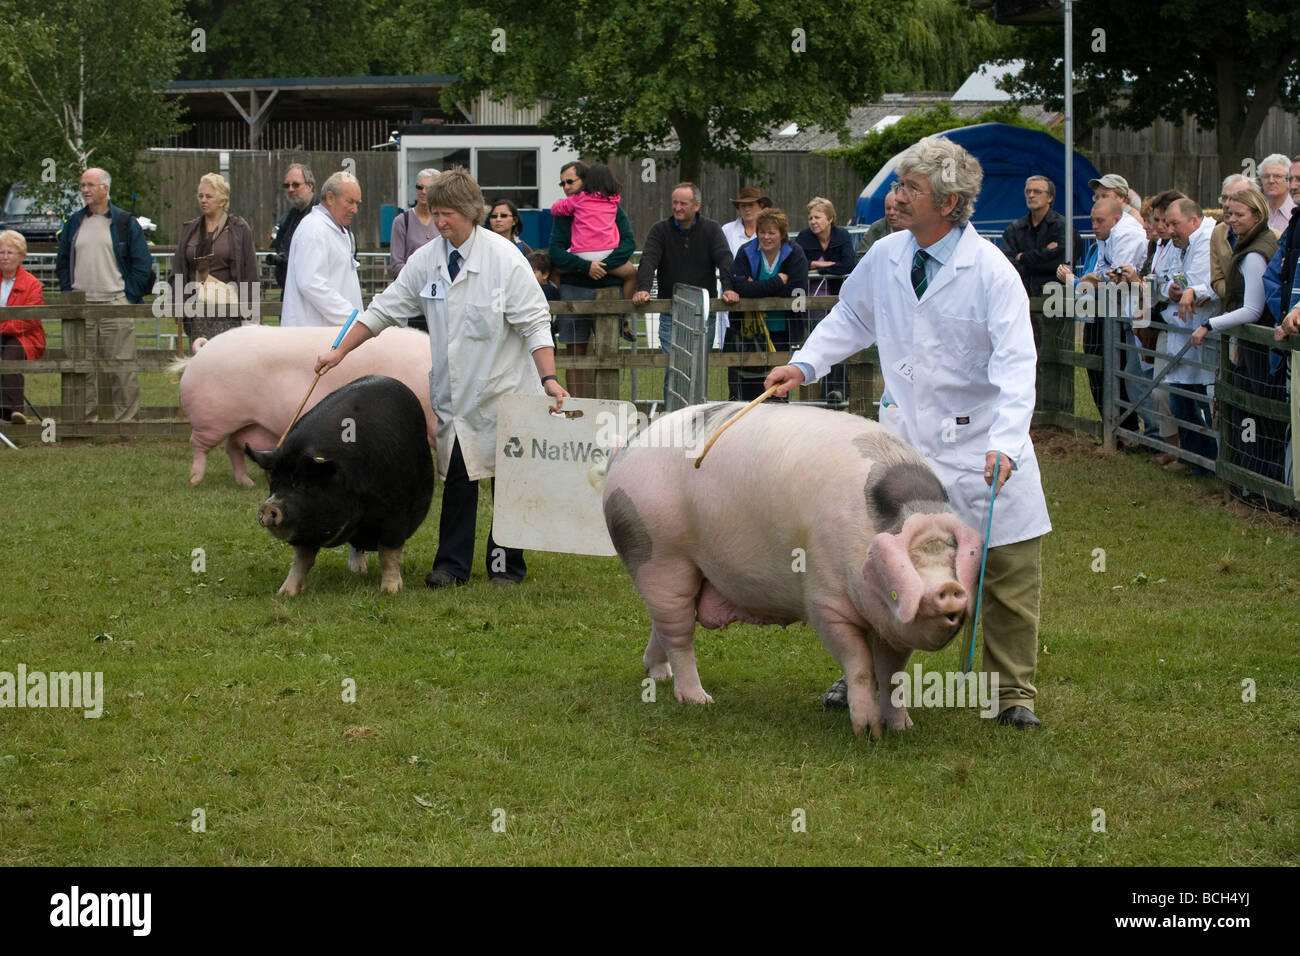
[693,383,782,469]
[278,372,323,448]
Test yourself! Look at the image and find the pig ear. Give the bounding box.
[864,531,923,624]
[297,450,337,478]
[245,444,277,471]
[930,512,983,606]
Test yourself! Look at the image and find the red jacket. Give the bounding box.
[0,266,46,358]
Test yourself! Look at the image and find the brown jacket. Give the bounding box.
[172,214,259,310]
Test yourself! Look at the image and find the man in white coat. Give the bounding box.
[281,171,364,327]
[765,136,1052,730]
[316,168,569,587]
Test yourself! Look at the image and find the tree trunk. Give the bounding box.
[1214,53,1288,189]
[669,109,706,185]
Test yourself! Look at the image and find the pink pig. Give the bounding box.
[602,402,982,739]
[175,325,436,486]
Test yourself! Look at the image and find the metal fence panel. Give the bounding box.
[665,285,710,412]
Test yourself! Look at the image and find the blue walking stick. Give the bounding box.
[964,451,1001,674]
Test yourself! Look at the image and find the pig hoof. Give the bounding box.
[235,475,255,488]
[674,686,713,705]
[645,662,673,680]
[277,580,305,597]
[349,547,369,575]
[852,720,885,741]
[887,711,913,731]
[380,577,402,595]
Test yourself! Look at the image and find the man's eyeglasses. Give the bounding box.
[283,181,304,189]
[890,180,931,199]
[559,177,579,187]
[415,184,427,191]
[1025,188,1047,195]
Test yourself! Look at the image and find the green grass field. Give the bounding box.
[2,422,1298,865]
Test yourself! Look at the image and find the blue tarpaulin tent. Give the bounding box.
[852,122,1101,238]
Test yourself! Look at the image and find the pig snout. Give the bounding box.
[933,581,968,629]
[258,498,291,538]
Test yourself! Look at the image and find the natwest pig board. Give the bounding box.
[493,396,635,556]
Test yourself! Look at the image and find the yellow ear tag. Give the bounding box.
[890,590,898,601]
[314,456,326,462]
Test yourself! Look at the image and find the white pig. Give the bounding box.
[175,325,436,486]
[602,402,983,739]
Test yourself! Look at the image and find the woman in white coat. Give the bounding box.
[317,169,569,587]
[765,136,1052,730]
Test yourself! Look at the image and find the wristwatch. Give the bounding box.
[540,374,558,385]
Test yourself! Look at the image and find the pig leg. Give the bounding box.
[189,445,209,486]
[278,545,318,597]
[348,545,369,575]
[378,546,403,594]
[643,631,672,681]
[227,426,278,488]
[637,559,710,703]
[871,639,914,732]
[814,616,884,740]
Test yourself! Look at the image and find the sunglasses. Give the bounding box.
[415,184,427,191]
[283,181,304,189]
[559,177,579,187]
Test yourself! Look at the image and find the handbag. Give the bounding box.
[739,310,775,352]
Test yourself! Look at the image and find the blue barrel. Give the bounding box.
[517,209,554,251]
[379,204,400,246]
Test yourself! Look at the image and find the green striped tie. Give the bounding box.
[911,249,930,298]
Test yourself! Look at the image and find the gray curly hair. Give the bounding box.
[895,136,983,226]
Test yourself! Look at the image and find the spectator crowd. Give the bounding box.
[2,147,1297,503]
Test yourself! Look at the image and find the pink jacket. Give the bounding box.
[550,192,622,253]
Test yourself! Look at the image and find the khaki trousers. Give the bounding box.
[965,535,1043,713]
[85,296,139,422]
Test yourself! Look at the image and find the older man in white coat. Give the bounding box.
[316,168,569,587]
[281,171,364,327]
[765,136,1052,730]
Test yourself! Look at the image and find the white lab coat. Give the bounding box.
[359,226,552,480]
[792,226,1051,547]
[1161,217,1219,386]
[281,204,363,327]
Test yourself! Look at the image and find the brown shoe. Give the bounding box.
[6,411,25,425]
[1163,460,1188,472]
[1152,452,1176,466]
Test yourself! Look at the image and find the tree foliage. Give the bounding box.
[824,104,1052,183]
[0,0,187,210]
[995,0,1300,180]
[399,0,908,182]
[179,1,387,79]
[888,0,1016,92]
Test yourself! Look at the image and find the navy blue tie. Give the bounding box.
[448,249,462,281]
